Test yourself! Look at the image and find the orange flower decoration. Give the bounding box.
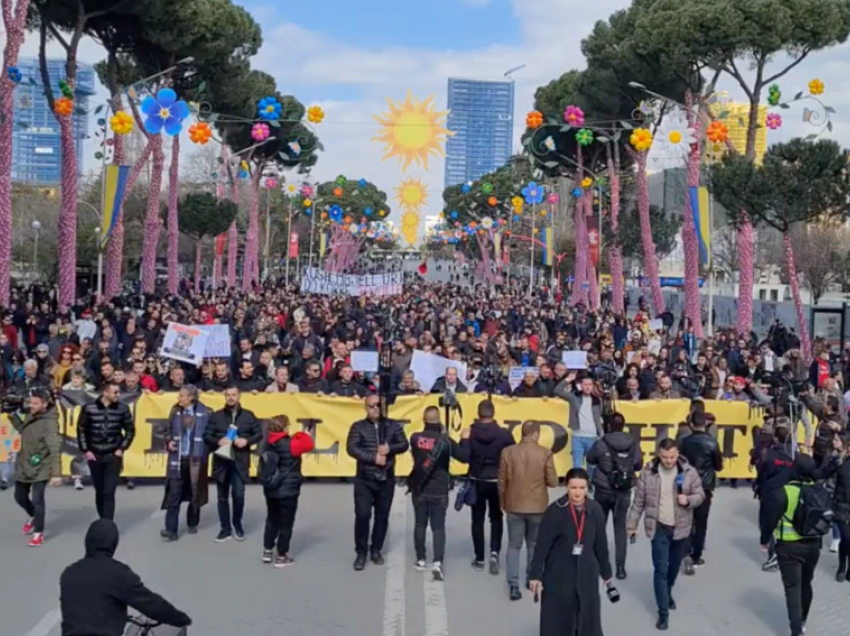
[189,122,213,145]
[488,196,497,206]
[320,211,328,219]
[469,221,477,229]
[706,120,728,144]
[526,110,543,129]
[344,216,352,224]
[334,187,343,197]
[54,97,74,117]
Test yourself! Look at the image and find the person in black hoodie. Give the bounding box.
[679,411,723,575]
[329,363,366,397]
[408,406,471,581]
[464,399,515,574]
[60,519,191,636]
[586,412,643,580]
[204,386,262,542]
[346,394,410,571]
[260,414,315,568]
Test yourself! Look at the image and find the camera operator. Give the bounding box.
[799,386,844,466]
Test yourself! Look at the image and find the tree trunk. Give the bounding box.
[737,218,755,335]
[57,114,78,308]
[636,152,665,315]
[0,0,32,305]
[606,157,624,315]
[243,170,261,290]
[683,92,704,337]
[166,136,180,295]
[104,142,152,298]
[194,240,202,293]
[226,180,238,288]
[140,135,164,294]
[783,232,812,365]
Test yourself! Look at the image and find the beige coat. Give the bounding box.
[627,457,705,540]
[498,439,558,514]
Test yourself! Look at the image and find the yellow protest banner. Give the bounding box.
[0,394,770,479]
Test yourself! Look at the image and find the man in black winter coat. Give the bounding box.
[329,364,367,398]
[346,394,409,571]
[679,412,723,574]
[204,386,262,542]
[77,383,135,520]
[60,519,191,636]
[408,406,471,580]
[586,412,643,580]
[464,399,515,574]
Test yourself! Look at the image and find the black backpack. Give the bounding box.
[787,482,834,538]
[259,443,287,491]
[604,441,635,491]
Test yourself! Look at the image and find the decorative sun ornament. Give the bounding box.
[54,97,74,117]
[808,78,825,96]
[563,105,585,127]
[522,181,545,205]
[307,105,325,123]
[526,110,543,129]
[575,128,594,146]
[110,111,134,136]
[141,88,189,135]
[257,96,281,120]
[706,121,728,144]
[766,113,783,130]
[372,90,453,171]
[630,128,653,151]
[648,108,696,171]
[188,122,212,144]
[400,211,420,246]
[251,123,270,142]
[395,176,429,212]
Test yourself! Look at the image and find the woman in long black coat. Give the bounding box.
[528,468,614,636]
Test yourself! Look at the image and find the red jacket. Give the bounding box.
[268,431,314,457]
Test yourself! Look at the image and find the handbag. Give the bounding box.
[454,479,478,511]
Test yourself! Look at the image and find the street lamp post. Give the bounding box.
[31,220,41,279]
[94,226,103,299]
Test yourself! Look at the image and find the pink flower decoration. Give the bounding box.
[264,178,277,189]
[251,122,270,141]
[300,184,314,198]
[563,105,585,127]
[548,192,560,205]
[766,113,782,130]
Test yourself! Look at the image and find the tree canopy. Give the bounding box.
[170,192,239,240]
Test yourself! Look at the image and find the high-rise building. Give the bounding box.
[705,92,767,165]
[444,78,514,187]
[11,58,96,184]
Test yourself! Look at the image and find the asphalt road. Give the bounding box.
[1,482,848,636]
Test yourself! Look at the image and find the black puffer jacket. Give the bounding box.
[261,431,315,499]
[832,457,850,524]
[680,430,724,491]
[346,417,409,481]
[77,398,135,457]
[466,420,515,481]
[586,431,643,498]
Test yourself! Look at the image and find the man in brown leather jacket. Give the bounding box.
[497,421,558,601]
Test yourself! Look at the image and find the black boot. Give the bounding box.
[354,554,367,571]
[509,585,522,601]
[616,564,627,580]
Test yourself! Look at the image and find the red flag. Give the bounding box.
[289,232,299,258]
[417,262,428,276]
[215,233,226,257]
[587,215,600,268]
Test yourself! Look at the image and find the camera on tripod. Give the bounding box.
[439,390,459,410]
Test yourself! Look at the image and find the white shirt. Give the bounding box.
[658,464,677,527]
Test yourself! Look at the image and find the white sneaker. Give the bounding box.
[415,560,427,572]
[432,561,445,581]
[830,538,840,553]
[74,478,84,491]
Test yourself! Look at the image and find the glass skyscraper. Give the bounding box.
[444,78,514,188]
[11,58,96,184]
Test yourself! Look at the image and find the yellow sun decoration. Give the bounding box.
[373,91,454,171]
[395,176,429,212]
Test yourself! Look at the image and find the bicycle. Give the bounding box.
[125,616,188,636]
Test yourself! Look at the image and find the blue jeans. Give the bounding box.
[216,463,246,534]
[571,435,596,474]
[651,524,686,618]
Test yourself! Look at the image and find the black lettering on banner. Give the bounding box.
[717,424,747,459]
[627,423,674,461]
[504,419,568,455]
[296,417,340,460]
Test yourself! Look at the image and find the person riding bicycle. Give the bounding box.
[60,519,191,636]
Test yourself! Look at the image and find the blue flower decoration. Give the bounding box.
[140,88,189,136]
[572,187,583,198]
[7,66,22,83]
[450,210,458,219]
[461,183,471,194]
[304,207,312,216]
[239,169,249,179]
[513,215,521,222]
[364,207,373,216]
[358,178,367,188]
[329,204,344,223]
[522,181,545,205]
[257,96,282,121]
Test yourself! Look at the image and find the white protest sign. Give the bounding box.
[192,324,231,358]
[648,319,663,331]
[509,367,539,390]
[351,350,379,373]
[410,350,468,393]
[300,267,403,297]
[562,351,588,369]
[160,323,210,366]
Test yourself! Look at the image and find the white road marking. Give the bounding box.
[150,509,165,519]
[25,608,61,636]
[382,486,407,636]
[424,563,449,636]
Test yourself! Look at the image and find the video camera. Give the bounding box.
[0,391,25,414]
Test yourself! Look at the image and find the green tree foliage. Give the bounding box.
[605,202,682,261]
[441,156,534,227]
[312,179,392,222]
[169,192,238,240]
